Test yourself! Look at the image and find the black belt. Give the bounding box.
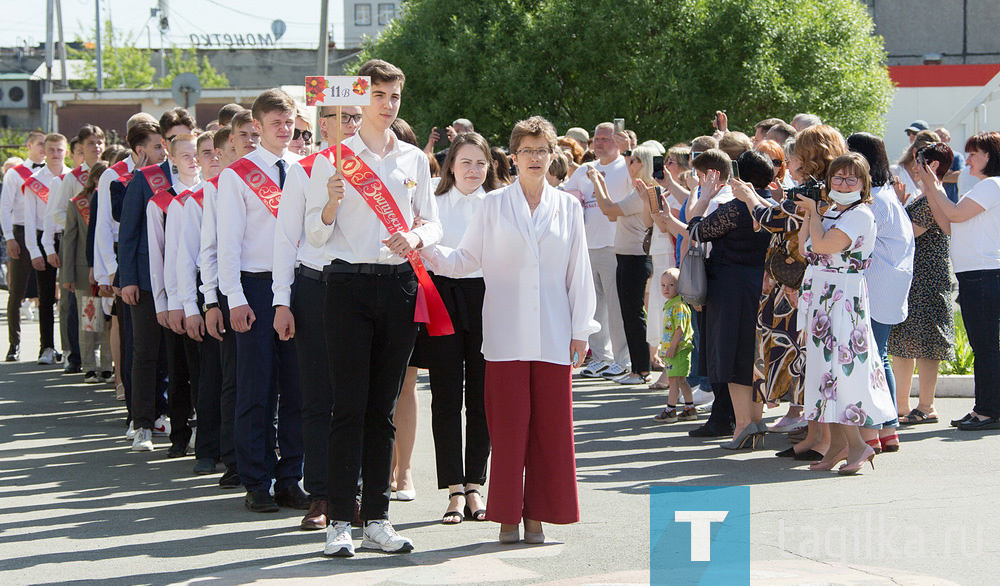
[296,266,324,281]
[241,271,272,280]
[323,261,413,275]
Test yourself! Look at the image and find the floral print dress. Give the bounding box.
[799,206,896,427]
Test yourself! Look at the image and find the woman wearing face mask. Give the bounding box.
[409,132,500,524]
[796,153,897,475]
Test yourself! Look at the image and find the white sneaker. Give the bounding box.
[361,520,414,553]
[579,360,610,378]
[125,421,136,440]
[692,388,714,405]
[324,521,355,557]
[131,428,154,451]
[152,415,171,437]
[83,371,100,384]
[37,348,56,365]
[600,362,627,379]
[20,300,34,321]
[616,372,649,385]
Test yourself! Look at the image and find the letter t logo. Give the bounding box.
[675,511,728,561]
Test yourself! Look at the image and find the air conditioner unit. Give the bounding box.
[0,80,31,109]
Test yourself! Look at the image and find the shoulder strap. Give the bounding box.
[229,158,282,218]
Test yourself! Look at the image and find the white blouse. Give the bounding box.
[435,185,486,278]
[422,180,600,365]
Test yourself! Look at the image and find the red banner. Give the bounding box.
[230,158,282,217]
[72,193,91,225]
[328,145,454,336]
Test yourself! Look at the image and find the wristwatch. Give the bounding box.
[202,302,220,313]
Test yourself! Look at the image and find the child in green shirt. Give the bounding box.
[652,269,696,423]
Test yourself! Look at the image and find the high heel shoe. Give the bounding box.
[879,433,900,453]
[838,446,876,475]
[463,488,487,521]
[721,423,763,450]
[499,526,520,544]
[442,491,465,525]
[809,448,848,471]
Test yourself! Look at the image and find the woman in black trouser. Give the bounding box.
[916,131,1000,430]
[591,143,656,385]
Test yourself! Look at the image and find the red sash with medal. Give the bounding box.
[72,193,91,225]
[22,172,61,204]
[328,145,454,336]
[70,165,89,187]
[140,164,170,194]
[229,158,281,217]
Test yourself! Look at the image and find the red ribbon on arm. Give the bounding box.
[330,145,454,336]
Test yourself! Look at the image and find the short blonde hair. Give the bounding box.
[662,268,680,281]
[509,116,558,154]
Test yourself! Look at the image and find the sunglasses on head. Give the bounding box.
[293,129,312,142]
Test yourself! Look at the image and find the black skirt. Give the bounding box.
[702,260,764,386]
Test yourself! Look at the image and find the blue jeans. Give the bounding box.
[686,307,712,392]
[870,319,898,428]
[956,269,1000,418]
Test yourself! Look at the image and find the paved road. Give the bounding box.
[0,292,996,585]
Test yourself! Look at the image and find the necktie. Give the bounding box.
[276,159,286,189]
[32,162,44,168]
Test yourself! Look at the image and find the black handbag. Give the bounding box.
[766,245,806,289]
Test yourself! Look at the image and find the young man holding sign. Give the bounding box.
[217,89,307,513]
[304,59,444,556]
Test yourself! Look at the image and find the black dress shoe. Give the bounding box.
[63,363,82,374]
[245,490,279,512]
[167,442,189,458]
[951,413,975,427]
[219,465,241,488]
[192,458,218,475]
[688,423,734,438]
[957,416,1000,431]
[5,345,19,362]
[274,483,311,510]
[792,449,825,461]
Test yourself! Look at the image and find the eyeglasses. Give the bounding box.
[321,113,363,125]
[771,159,783,168]
[830,175,861,187]
[293,129,313,142]
[516,148,552,158]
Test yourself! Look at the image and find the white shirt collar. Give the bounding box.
[447,185,486,201]
[346,130,399,160]
[254,145,287,168]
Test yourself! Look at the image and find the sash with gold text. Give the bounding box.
[72,193,91,225]
[70,165,89,188]
[229,158,281,217]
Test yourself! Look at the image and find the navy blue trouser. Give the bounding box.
[233,275,303,492]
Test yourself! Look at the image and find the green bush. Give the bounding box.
[940,312,974,375]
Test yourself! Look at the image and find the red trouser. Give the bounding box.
[484,360,579,525]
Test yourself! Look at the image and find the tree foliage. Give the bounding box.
[350,0,894,146]
[70,21,227,90]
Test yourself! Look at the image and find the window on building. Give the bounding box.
[355,3,372,26]
[378,3,396,25]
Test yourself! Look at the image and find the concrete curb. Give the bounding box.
[908,374,973,398]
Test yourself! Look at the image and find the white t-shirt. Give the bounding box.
[562,156,631,249]
[649,193,680,256]
[950,176,1000,273]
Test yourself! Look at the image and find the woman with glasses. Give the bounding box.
[796,153,896,475]
[421,116,598,544]
[290,109,314,156]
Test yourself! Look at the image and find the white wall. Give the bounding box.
[884,85,1000,163]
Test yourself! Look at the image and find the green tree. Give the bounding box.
[350,0,894,146]
[161,47,229,89]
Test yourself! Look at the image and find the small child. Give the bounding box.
[652,268,697,423]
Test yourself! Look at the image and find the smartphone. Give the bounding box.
[731,160,740,180]
[652,155,665,180]
[613,118,625,134]
[434,127,450,148]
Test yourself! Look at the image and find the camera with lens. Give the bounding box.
[784,177,826,203]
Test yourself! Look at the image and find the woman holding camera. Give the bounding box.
[797,153,896,474]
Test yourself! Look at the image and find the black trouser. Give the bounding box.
[325,266,418,523]
[423,276,489,489]
[165,329,198,447]
[218,295,238,468]
[129,291,166,430]
[196,329,223,460]
[294,268,334,500]
[957,269,1000,418]
[616,253,652,373]
[6,225,57,351]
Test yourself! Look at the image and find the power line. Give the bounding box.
[200,0,314,25]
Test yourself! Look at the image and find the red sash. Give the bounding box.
[110,160,129,177]
[70,165,89,187]
[150,190,175,214]
[22,172,59,204]
[208,175,220,188]
[140,164,170,193]
[328,145,454,336]
[190,188,205,209]
[72,193,91,225]
[229,158,281,217]
[300,146,334,178]
[12,164,33,182]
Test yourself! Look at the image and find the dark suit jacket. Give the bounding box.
[118,161,172,292]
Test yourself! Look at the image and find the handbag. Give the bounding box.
[766,245,807,289]
[677,224,707,306]
[642,227,653,255]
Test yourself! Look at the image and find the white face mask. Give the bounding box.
[828,189,862,206]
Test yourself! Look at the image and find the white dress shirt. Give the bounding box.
[164,181,202,313]
[865,184,915,325]
[148,178,199,313]
[562,156,631,250]
[272,161,331,307]
[43,163,89,253]
[198,179,221,306]
[23,165,67,259]
[95,157,136,286]
[178,185,207,318]
[1,159,43,239]
[303,132,442,264]
[434,185,486,278]
[217,145,301,308]
[423,181,600,365]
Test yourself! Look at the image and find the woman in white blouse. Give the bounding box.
[422,116,598,545]
[409,133,499,525]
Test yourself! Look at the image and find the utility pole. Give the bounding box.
[318,0,329,76]
[56,0,68,87]
[44,0,54,130]
[96,0,103,90]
